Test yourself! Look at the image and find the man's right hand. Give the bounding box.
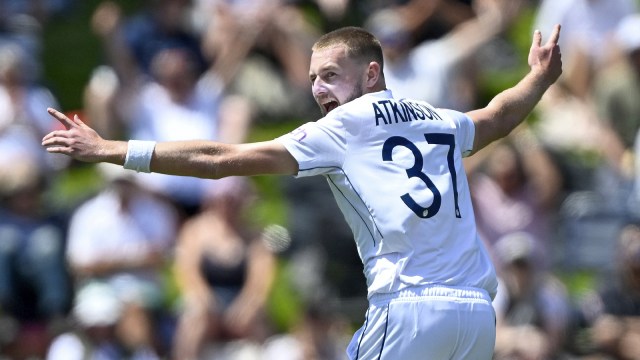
[41,108,126,164]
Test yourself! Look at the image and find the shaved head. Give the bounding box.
[312,27,385,72]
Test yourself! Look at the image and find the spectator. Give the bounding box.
[338,0,477,40]
[593,14,640,167]
[46,282,158,360]
[172,177,278,360]
[89,1,254,215]
[105,0,206,78]
[0,155,71,359]
[0,42,67,171]
[0,0,74,83]
[492,232,572,360]
[365,0,523,111]
[467,134,563,269]
[531,79,616,202]
[533,0,637,99]
[65,163,179,359]
[531,8,638,242]
[590,12,640,212]
[579,224,640,360]
[192,0,319,121]
[130,47,253,214]
[282,175,368,317]
[261,301,351,360]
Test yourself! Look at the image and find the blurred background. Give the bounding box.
[1,0,640,359]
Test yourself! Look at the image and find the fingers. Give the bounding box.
[42,134,73,154]
[42,131,71,146]
[42,110,91,156]
[47,108,91,132]
[47,107,76,130]
[43,145,72,154]
[532,24,561,49]
[546,24,561,47]
[74,114,89,127]
[42,129,67,142]
[532,29,542,48]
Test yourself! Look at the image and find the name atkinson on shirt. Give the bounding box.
[373,99,443,126]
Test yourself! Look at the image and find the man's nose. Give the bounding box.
[312,79,327,97]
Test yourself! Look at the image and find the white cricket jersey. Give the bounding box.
[277,89,498,299]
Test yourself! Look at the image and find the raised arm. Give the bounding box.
[467,24,562,154]
[41,108,299,178]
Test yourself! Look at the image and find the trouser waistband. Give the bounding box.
[368,284,491,306]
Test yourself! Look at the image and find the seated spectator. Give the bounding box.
[492,232,572,360]
[261,301,352,360]
[0,155,71,359]
[46,282,158,360]
[579,224,640,360]
[172,177,277,360]
[65,163,179,359]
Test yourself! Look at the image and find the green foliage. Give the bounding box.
[557,270,599,301]
[475,6,546,126]
[248,120,301,227]
[45,163,104,213]
[507,6,537,62]
[267,261,304,332]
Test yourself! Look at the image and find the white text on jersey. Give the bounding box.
[373,99,443,126]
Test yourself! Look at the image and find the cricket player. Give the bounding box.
[43,25,562,359]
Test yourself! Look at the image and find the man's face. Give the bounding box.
[309,45,366,116]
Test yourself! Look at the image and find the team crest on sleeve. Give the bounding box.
[290,126,308,142]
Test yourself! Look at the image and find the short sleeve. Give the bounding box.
[276,116,347,177]
[438,109,475,157]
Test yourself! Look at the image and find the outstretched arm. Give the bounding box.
[41,108,299,178]
[467,24,562,154]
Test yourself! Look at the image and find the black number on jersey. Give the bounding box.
[382,133,461,219]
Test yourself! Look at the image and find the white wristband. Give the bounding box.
[123,140,156,173]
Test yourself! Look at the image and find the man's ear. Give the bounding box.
[365,61,381,88]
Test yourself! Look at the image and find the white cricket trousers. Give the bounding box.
[347,285,496,360]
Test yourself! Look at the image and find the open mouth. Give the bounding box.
[323,100,339,113]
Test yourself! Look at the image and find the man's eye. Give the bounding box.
[327,72,336,78]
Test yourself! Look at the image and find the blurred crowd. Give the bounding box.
[0,0,640,359]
